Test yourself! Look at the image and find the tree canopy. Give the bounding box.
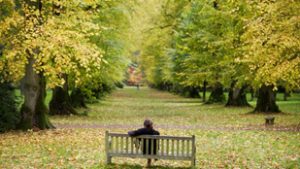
[132,0,300,111]
[0,0,299,131]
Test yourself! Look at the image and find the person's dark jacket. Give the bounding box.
[128,128,160,155]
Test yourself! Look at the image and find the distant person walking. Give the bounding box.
[128,119,160,167]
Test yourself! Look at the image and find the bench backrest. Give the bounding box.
[105,131,196,161]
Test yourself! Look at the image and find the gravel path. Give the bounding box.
[55,123,300,132]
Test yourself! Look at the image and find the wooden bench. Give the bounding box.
[105,131,196,167]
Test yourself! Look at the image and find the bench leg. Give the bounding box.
[191,158,196,167]
[147,159,151,167]
[106,156,112,164]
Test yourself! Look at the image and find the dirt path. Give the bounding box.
[55,123,300,132]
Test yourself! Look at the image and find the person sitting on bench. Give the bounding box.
[128,119,160,167]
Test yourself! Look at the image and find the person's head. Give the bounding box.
[144,119,153,129]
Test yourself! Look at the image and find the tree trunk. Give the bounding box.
[284,92,287,101]
[49,74,78,115]
[189,86,201,98]
[70,88,87,108]
[202,80,207,102]
[182,86,200,98]
[254,85,280,113]
[206,82,225,104]
[18,57,54,130]
[283,88,290,101]
[226,82,250,107]
[250,87,255,101]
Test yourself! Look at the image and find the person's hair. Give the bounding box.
[144,119,153,128]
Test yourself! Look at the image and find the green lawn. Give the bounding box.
[2,87,300,168]
[52,87,300,127]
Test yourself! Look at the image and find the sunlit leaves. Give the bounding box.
[0,0,132,89]
[136,0,300,92]
[242,0,300,89]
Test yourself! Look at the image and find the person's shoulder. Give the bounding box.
[137,128,148,133]
[129,128,147,136]
[137,128,147,131]
[154,130,160,135]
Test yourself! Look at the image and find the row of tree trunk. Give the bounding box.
[18,66,282,131]
[204,81,280,113]
[152,79,281,113]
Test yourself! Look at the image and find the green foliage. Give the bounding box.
[0,0,132,90]
[242,0,300,89]
[0,0,14,21]
[0,82,19,133]
[132,0,300,111]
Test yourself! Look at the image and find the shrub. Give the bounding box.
[0,82,19,133]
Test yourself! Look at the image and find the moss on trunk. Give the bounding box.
[18,57,54,130]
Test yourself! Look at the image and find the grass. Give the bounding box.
[1,87,300,168]
[52,87,300,127]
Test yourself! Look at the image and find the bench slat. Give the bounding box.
[146,138,149,155]
[187,140,190,157]
[171,140,174,156]
[116,137,119,153]
[161,139,164,156]
[182,140,185,157]
[166,139,169,156]
[135,138,139,154]
[121,137,124,154]
[126,137,129,153]
[176,140,179,156]
[151,139,154,155]
[111,137,114,153]
[130,137,134,154]
[109,133,193,140]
